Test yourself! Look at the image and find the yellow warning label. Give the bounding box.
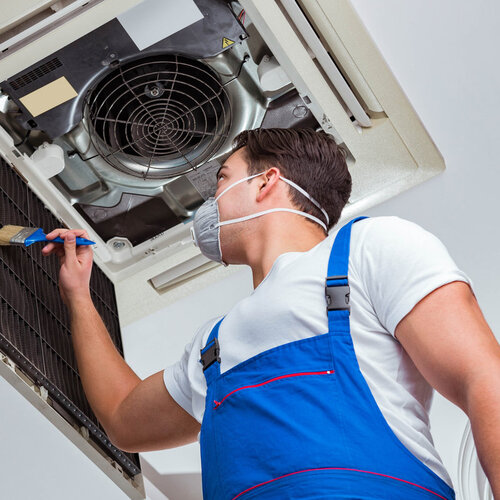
[19,76,78,117]
[222,37,235,49]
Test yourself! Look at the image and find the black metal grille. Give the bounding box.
[0,158,140,478]
[85,54,232,180]
[9,58,63,91]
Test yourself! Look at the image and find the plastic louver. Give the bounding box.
[0,158,140,478]
[280,0,372,127]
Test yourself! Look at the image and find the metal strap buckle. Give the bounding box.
[200,338,221,371]
[325,275,350,312]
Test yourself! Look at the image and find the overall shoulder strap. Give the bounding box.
[200,317,224,385]
[198,216,369,384]
[326,216,369,333]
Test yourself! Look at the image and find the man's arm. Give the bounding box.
[70,296,200,452]
[395,280,500,498]
[43,229,200,452]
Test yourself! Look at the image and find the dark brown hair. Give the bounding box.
[232,128,352,231]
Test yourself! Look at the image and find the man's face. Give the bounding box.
[214,147,257,221]
[213,147,262,263]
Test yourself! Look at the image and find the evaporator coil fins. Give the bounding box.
[0,158,140,477]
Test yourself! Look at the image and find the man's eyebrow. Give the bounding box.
[215,164,229,178]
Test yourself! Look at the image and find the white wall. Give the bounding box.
[1,0,498,498]
[0,375,133,500]
[347,0,500,493]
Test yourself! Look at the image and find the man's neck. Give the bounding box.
[246,222,327,289]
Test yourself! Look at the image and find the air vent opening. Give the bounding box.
[9,58,63,91]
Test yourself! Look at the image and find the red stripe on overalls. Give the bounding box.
[213,370,334,409]
[231,467,450,500]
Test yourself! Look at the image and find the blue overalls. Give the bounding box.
[198,217,456,500]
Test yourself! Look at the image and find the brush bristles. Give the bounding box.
[0,225,26,245]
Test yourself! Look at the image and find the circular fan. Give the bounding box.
[85,55,232,179]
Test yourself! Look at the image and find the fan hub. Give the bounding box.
[145,83,165,99]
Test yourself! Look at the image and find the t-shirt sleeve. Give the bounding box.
[163,340,195,418]
[356,216,474,337]
[162,316,222,420]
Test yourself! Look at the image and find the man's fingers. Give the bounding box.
[43,228,90,256]
[42,240,63,255]
[45,228,69,240]
[46,228,90,240]
[42,228,89,257]
[62,231,79,266]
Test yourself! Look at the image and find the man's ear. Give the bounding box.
[256,167,281,202]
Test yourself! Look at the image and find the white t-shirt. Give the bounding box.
[163,216,473,488]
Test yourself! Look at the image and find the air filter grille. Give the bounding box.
[85,54,232,179]
[0,159,140,477]
[9,58,63,91]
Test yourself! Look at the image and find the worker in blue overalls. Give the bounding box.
[46,128,500,499]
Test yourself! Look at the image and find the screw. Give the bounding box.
[293,105,308,118]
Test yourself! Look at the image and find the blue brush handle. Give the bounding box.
[25,228,95,247]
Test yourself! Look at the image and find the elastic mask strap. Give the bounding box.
[279,176,330,226]
[217,208,328,233]
[215,172,263,201]
[214,171,329,229]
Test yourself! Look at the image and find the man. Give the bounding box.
[43,128,499,499]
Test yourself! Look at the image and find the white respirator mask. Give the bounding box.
[190,171,329,265]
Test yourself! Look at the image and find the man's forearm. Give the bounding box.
[466,373,500,498]
[68,294,141,440]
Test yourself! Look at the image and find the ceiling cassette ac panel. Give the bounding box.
[0,0,445,328]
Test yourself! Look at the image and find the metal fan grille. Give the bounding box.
[85,55,232,179]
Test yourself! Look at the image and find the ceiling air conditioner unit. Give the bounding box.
[0,0,444,325]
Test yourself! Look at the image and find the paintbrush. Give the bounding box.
[0,224,95,247]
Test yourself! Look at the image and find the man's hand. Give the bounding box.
[395,281,500,498]
[42,228,93,306]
